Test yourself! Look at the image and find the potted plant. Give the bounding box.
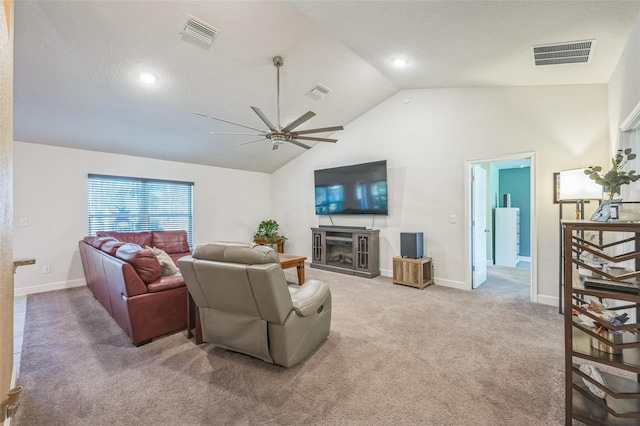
[253,219,286,253]
[584,148,639,200]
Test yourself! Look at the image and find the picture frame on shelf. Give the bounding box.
[610,204,620,220]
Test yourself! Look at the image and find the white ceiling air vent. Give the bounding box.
[180,14,220,46]
[531,40,596,66]
[306,83,331,100]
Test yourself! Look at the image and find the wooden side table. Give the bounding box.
[187,293,203,344]
[392,256,433,289]
[278,253,307,285]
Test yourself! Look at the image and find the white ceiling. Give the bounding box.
[13,1,640,173]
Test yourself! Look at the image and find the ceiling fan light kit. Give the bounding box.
[196,56,344,151]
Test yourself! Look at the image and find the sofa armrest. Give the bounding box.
[290,280,330,317]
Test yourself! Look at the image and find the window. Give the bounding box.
[315,185,344,215]
[88,174,194,245]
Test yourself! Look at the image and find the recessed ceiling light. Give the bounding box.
[139,72,156,84]
[392,58,407,67]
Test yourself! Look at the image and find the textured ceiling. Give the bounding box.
[13,1,640,173]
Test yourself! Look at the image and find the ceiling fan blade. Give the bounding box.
[193,112,266,133]
[290,125,344,136]
[238,137,268,146]
[288,139,312,150]
[210,131,267,136]
[294,136,338,143]
[281,111,316,133]
[250,107,277,132]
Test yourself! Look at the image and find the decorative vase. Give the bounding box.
[590,329,623,354]
[603,185,621,201]
[253,237,284,253]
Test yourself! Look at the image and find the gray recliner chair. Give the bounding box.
[178,242,331,368]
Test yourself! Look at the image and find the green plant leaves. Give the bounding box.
[584,148,639,199]
[253,219,285,244]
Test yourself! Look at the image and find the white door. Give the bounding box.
[472,165,487,288]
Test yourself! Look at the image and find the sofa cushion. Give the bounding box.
[90,236,118,249]
[147,274,185,293]
[115,243,161,284]
[97,231,153,248]
[152,230,189,254]
[100,240,127,256]
[148,247,179,276]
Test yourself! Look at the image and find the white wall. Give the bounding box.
[272,85,610,305]
[609,10,640,149]
[12,142,272,295]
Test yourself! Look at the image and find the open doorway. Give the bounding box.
[468,153,535,301]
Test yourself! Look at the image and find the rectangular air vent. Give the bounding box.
[306,83,331,100]
[180,14,220,46]
[531,40,595,66]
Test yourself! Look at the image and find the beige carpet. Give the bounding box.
[15,267,564,425]
[478,264,531,300]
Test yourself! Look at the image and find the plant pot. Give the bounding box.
[253,237,284,254]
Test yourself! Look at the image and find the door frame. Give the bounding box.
[471,164,487,288]
[464,152,537,303]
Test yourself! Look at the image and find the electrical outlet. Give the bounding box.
[43,265,51,274]
[19,218,28,227]
[449,215,456,224]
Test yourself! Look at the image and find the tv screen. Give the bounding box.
[314,160,388,215]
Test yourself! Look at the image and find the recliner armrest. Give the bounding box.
[291,280,330,317]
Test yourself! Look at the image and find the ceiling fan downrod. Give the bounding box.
[273,56,283,132]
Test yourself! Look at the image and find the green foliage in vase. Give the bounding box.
[253,219,286,244]
[584,148,639,200]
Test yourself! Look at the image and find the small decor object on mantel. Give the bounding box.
[253,219,286,253]
[584,148,639,200]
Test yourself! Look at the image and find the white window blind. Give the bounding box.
[88,174,194,245]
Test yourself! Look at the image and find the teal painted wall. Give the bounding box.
[498,168,530,257]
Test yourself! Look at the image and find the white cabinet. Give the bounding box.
[495,207,519,267]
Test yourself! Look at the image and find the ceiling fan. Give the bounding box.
[195,56,344,151]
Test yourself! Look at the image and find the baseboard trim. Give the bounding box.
[518,256,532,262]
[4,366,18,426]
[536,294,559,307]
[434,277,468,291]
[379,268,392,277]
[14,279,85,297]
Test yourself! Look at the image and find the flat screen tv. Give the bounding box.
[314,160,388,215]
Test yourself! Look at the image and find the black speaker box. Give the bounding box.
[401,232,424,259]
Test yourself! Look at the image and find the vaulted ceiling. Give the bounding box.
[14,1,640,173]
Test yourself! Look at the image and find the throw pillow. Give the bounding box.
[115,244,161,284]
[148,246,179,276]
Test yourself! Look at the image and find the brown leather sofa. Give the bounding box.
[78,230,191,346]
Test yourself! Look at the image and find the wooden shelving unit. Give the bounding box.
[563,220,640,425]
